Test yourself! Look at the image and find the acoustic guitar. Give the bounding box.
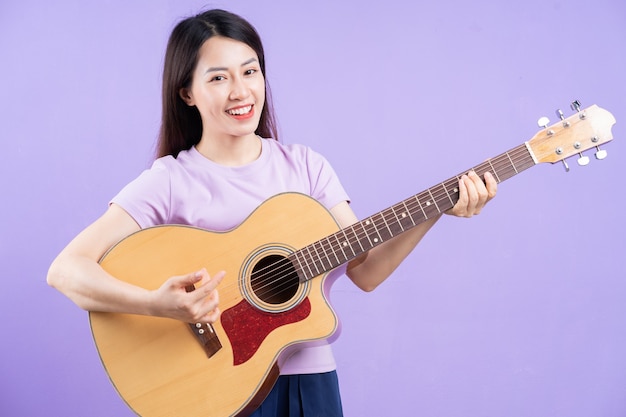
[90,103,615,416]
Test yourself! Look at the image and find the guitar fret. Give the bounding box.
[348,226,361,256]
[401,201,416,227]
[486,159,501,182]
[505,152,519,174]
[495,154,512,173]
[488,157,505,176]
[313,242,327,272]
[389,205,408,235]
[313,241,331,272]
[332,233,348,264]
[350,223,366,253]
[359,219,374,249]
[294,250,312,281]
[390,205,405,233]
[475,161,489,177]
[413,194,428,220]
[440,182,455,206]
[370,213,385,243]
[305,245,320,276]
[379,210,393,240]
[445,179,460,207]
[426,188,441,213]
[341,229,357,257]
[323,236,341,266]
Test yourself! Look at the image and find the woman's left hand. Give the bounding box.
[446,171,497,217]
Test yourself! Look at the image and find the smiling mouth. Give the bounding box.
[226,105,253,116]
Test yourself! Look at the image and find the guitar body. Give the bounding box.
[90,193,342,417]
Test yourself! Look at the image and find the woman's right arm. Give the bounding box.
[47,204,223,323]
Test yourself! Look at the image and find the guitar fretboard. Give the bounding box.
[290,143,536,282]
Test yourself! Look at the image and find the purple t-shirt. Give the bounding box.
[111,138,350,374]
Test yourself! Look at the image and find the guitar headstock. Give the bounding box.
[527,103,616,170]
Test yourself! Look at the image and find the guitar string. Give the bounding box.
[219,146,534,303]
[225,146,533,303]
[228,147,533,303]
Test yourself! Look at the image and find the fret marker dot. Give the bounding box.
[454,188,458,193]
[426,201,432,206]
[374,238,379,243]
[365,220,371,225]
[401,212,407,218]
[342,242,348,247]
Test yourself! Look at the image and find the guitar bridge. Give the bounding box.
[184,284,222,358]
[188,322,222,359]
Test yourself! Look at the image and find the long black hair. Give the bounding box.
[157,9,278,158]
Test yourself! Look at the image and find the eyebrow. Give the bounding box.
[205,58,259,74]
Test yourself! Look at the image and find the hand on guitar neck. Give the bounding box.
[445,170,497,218]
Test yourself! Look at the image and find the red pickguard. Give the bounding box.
[221,298,311,365]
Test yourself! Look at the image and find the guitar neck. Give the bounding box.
[290,143,535,282]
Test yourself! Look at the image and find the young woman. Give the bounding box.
[47,9,497,417]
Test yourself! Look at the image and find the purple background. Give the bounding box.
[1,0,625,416]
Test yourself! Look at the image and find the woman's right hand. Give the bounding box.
[150,269,225,324]
[48,204,226,323]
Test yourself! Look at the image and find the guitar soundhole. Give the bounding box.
[250,255,300,305]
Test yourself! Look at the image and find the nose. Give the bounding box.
[229,76,251,101]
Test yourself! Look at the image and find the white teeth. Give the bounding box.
[227,105,252,115]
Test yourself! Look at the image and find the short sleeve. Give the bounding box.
[305,147,350,210]
[110,158,172,228]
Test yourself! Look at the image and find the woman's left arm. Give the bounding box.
[331,171,497,292]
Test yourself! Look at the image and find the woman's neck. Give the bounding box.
[195,134,262,167]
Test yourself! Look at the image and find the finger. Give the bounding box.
[484,171,498,199]
[446,174,467,216]
[195,287,222,323]
[198,270,226,292]
[205,287,220,310]
[457,174,469,205]
[174,269,205,291]
[465,172,481,212]
[189,270,226,302]
[203,307,221,324]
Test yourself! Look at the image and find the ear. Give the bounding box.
[179,87,195,106]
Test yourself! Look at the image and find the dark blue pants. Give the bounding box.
[250,371,344,417]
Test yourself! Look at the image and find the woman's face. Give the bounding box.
[181,36,265,142]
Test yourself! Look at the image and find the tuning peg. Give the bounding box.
[561,159,570,172]
[538,116,555,135]
[572,141,590,166]
[570,100,587,120]
[577,154,590,166]
[556,109,571,127]
[590,136,608,160]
